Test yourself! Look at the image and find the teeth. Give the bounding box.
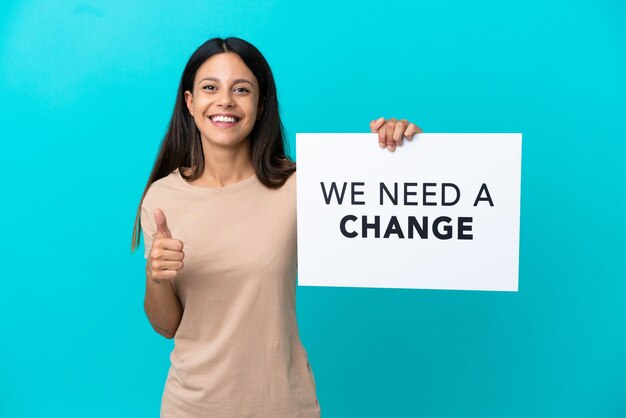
[211,115,238,123]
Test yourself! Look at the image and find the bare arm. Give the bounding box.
[144,274,183,339]
[141,207,185,339]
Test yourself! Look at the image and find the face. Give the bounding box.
[184,52,262,149]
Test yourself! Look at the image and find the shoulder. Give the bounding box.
[142,169,180,207]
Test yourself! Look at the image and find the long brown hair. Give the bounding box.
[130,37,295,254]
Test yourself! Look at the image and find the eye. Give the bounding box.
[235,87,250,93]
[202,85,216,91]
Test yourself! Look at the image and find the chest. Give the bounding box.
[163,189,297,287]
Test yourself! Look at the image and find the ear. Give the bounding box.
[184,90,194,116]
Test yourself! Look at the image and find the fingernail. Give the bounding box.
[387,145,394,151]
[379,142,386,148]
[377,117,384,122]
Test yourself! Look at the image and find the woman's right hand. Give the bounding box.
[147,208,185,283]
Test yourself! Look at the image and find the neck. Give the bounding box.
[195,136,255,187]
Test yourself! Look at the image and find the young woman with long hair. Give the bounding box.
[130,36,421,417]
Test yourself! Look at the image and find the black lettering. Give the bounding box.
[432,216,453,239]
[458,217,473,240]
[404,182,418,206]
[383,216,405,238]
[340,215,358,238]
[362,215,380,238]
[408,216,428,239]
[351,182,365,205]
[473,183,494,206]
[379,182,398,205]
[442,183,460,206]
[320,181,348,204]
[423,183,437,206]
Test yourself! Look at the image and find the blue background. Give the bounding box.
[1,1,625,417]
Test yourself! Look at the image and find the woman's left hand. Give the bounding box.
[370,117,423,152]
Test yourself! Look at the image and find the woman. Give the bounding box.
[130,36,421,417]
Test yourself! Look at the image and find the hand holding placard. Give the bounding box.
[370,117,423,152]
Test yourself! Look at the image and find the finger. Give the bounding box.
[154,208,172,239]
[404,123,419,141]
[372,118,387,148]
[150,267,179,281]
[151,258,185,272]
[155,236,184,252]
[386,118,397,151]
[151,247,185,261]
[393,119,408,146]
[370,116,385,133]
[378,120,388,148]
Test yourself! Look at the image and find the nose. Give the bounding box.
[217,89,235,107]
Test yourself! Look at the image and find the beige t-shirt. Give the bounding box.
[140,168,320,418]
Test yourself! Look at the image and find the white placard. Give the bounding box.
[296,133,522,292]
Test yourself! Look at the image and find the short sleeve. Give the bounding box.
[140,204,156,259]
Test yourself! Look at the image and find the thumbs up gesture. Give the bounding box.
[146,208,185,283]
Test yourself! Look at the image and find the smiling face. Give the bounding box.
[184,52,262,149]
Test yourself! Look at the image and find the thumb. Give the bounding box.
[154,208,172,239]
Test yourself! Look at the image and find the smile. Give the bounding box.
[209,115,241,128]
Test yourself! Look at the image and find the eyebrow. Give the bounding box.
[198,77,255,87]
